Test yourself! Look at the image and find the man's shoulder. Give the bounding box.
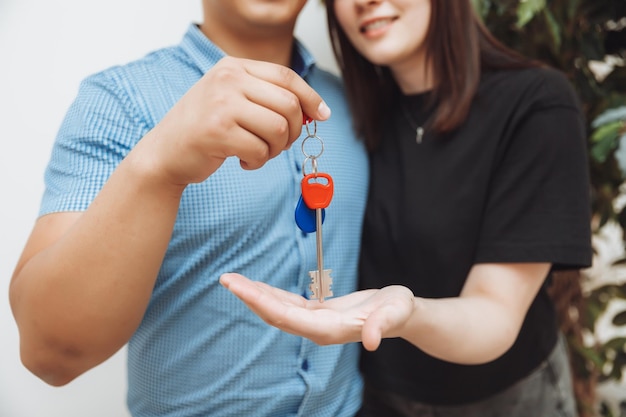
[69,44,201,126]
[88,45,196,83]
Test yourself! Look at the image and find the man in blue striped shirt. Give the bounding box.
[9,1,368,416]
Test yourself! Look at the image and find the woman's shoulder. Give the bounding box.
[479,66,580,110]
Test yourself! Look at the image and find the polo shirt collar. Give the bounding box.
[180,23,315,78]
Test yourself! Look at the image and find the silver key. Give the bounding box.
[309,207,333,302]
[300,120,333,302]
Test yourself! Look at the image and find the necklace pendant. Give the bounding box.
[416,127,424,144]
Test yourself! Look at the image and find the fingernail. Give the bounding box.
[219,274,231,286]
[318,101,331,119]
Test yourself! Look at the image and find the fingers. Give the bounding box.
[220,273,349,343]
[251,280,310,306]
[234,73,317,153]
[232,57,331,160]
[361,309,385,351]
[220,274,417,351]
[361,286,416,351]
[238,57,331,123]
[220,273,294,325]
[220,273,317,337]
[220,273,306,307]
[222,100,287,169]
[219,273,265,301]
[144,56,333,186]
[150,56,335,186]
[195,57,331,172]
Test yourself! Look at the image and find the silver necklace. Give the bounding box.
[400,106,424,144]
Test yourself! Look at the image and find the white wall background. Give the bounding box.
[0,1,336,416]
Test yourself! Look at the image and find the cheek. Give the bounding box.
[334,5,362,48]
[333,2,354,34]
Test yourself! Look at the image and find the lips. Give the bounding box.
[360,17,396,34]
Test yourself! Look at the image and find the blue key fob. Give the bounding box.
[295,194,325,233]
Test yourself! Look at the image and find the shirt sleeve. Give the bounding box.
[40,71,149,216]
[475,69,592,270]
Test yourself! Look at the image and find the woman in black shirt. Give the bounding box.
[221,1,592,416]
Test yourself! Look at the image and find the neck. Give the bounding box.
[199,23,295,67]
[390,55,435,95]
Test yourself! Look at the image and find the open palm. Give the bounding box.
[220,273,415,351]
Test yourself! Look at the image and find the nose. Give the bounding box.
[354,0,381,5]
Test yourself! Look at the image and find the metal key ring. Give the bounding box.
[304,119,317,137]
[302,156,319,176]
[301,134,325,160]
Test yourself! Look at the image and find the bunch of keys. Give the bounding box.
[295,117,334,302]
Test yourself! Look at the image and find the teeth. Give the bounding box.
[362,18,392,32]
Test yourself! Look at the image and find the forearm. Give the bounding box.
[395,263,549,365]
[10,136,185,384]
[401,296,522,365]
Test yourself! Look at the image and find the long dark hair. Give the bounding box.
[325,0,540,150]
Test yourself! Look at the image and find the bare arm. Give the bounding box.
[220,262,549,365]
[385,262,549,364]
[10,57,330,386]
[10,155,183,386]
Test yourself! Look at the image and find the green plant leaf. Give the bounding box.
[613,133,626,176]
[591,120,623,143]
[617,282,626,299]
[591,136,618,163]
[471,0,491,18]
[574,344,605,367]
[592,106,626,128]
[603,337,626,349]
[599,401,614,417]
[566,0,582,21]
[580,35,608,61]
[612,311,626,326]
[516,0,547,28]
[542,8,562,51]
[591,120,624,163]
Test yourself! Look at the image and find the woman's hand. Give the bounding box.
[222,262,550,363]
[220,273,415,351]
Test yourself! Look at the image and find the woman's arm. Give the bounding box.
[220,262,549,364]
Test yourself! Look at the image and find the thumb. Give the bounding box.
[302,100,331,123]
[362,308,390,351]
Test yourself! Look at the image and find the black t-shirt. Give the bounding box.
[358,66,592,405]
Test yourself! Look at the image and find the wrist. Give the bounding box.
[399,296,429,342]
[122,135,188,198]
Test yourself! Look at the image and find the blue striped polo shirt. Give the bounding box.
[40,24,368,417]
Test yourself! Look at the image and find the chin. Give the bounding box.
[364,54,396,68]
[246,1,305,21]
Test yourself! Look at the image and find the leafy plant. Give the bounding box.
[473,1,626,416]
